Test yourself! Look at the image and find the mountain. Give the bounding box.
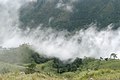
[19,0,120,31]
[0,44,34,64]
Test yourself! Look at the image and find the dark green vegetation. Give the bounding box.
[20,0,120,31]
[0,44,83,74]
[52,58,82,73]
[0,45,120,79]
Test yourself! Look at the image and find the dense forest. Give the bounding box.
[20,0,120,31]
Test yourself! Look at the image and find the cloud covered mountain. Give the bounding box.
[1,0,120,60]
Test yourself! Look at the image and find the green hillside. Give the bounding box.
[0,44,34,64]
[0,57,120,80]
[19,0,120,31]
[0,45,120,80]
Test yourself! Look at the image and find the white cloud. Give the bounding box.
[0,0,120,60]
[56,0,76,12]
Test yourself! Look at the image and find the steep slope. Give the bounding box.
[19,0,120,31]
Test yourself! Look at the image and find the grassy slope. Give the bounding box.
[0,61,25,74]
[0,44,35,64]
[1,60,120,80]
[0,46,120,80]
[73,60,120,80]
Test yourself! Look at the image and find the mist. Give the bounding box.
[0,0,120,60]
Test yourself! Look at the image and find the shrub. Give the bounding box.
[25,62,36,74]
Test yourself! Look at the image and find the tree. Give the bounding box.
[110,53,117,59]
[72,57,82,67]
[52,57,83,73]
[31,52,50,64]
[100,57,103,61]
[105,58,108,61]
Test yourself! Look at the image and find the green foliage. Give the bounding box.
[53,58,82,73]
[31,52,51,64]
[110,53,117,59]
[1,44,120,79]
[25,62,36,74]
[1,56,120,80]
[81,57,103,71]
[1,68,10,74]
[0,61,25,74]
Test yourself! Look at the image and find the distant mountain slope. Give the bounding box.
[0,44,34,64]
[0,44,52,64]
[19,0,120,31]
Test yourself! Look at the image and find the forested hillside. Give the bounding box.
[20,0,120,31]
